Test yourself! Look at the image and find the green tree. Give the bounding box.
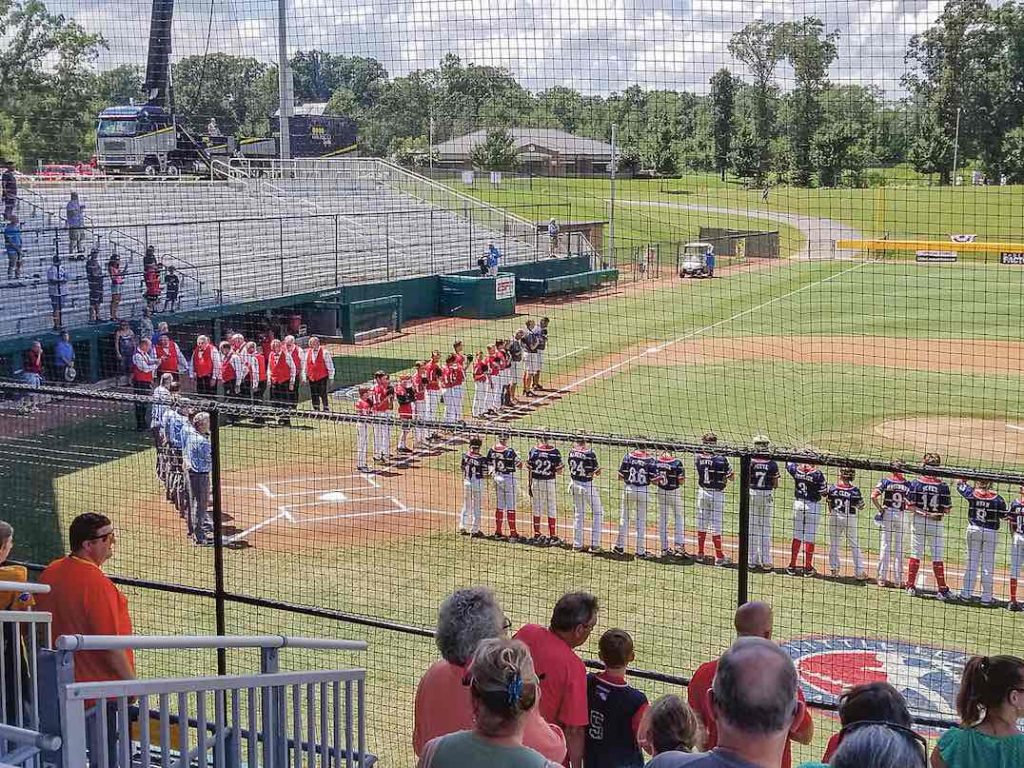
[1002,123,1024,182]
[908,116,955,181]
[172,54,278,137]
[728,19,784,182]
[709,68,737,180]
[93,64,145,107]
[469,128,519,171]
[290,51,387,107]
[812,123,866,187]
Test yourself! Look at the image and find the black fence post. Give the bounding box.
[210,408,227,676]
[737,455,751,608]
[217,221,223,303]
[334,214,339,287]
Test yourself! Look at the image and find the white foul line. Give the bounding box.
[1006,424,1024,432]
[529,260,871,408]
[550,346,589,361]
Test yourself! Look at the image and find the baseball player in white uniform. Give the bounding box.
[871,463,913,588]
[694,432,733,565]
[527,438,563,544]
[568,438,605,552]
[488,436,522,540]
[615,448,655,557]
[825,468,869,580]
[748,436,780,571]
[654,451,690,559]
[786,462,828,576]
[458,437,488,536]
[1008,487,1024,611]
[905,453,953,599]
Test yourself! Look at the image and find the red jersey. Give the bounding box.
[396,382,415,417]
[497,350,511,370]
[372,382,394,412]
[412,373,427,401]
[425,361,442,391]
[442,363,465,388]
[454,352,467,367]
[487,354,501,377]
[473,359,488,382]
[192,345,215,378]
[143,269,160,297]
[355,397,371,416]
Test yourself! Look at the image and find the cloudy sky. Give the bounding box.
[54,0,960,96]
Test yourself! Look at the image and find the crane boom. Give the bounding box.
[144,0,175,108]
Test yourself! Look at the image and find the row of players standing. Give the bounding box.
[456,432,1024,610]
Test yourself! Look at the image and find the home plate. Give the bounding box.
[319,491,348,502]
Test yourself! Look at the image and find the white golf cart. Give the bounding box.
[678,241,713,278]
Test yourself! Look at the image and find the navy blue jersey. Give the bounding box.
[619,452,655,487]
[488,445,520,474]
[957,483,1007,530]
[909,478,952,515]
[537,327,549,351]
[749,458,780,491]
[568,448,600,482]
[874,476,913,510]
[654,457,685,491]
[461,452,489,481]
[585,673,647,768]
[527,446,562,480]
[695,454,732,490]
[827,483,864,515]
[522,331,539,352]
[786,463,827,502]
[1009,500,1024,536]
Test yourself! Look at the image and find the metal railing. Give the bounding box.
[46,634,371,768]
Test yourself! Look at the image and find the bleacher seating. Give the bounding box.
[1,159,548,339]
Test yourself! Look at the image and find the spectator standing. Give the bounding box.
[413,587,566,762]
[54,331,75,384]
[151,322,170,349]
[687,602,813,768]
[130,337,159,431]
[46,254,68,330]
[930,655,1024,768]
[107,254,124,321]
[163,266,180,311]
[37,513,135,684]
[143,245,158,271]
[267,339,296,416]
[487,242,501,276]
[417,638,562,768]
[66,192,86,259]
[2,160,16,220]
[284,335,303,411]
[151,373,173,481]
[4,215,22,280]
[114,321,136,385]
[189,335,221,397]
[86,248,104,323]
[304,336,335,412]
[184,412,214,546]
[245,341,267,410]
[704,246,716,278]
[143,263,161,313]
[21,341,43,411]
[137,307,154,349]
[548,218,560,257]
[586,629,648,768]
[515,592,599,768]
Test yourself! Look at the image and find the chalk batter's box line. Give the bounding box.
[222,473,381,499]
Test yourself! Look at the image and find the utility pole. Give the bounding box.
[429,111,434,175]
[608,123,617,263]
[951,106,962,186]
[277,0,292,163]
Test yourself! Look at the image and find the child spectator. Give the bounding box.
[4,215,22,281]
[163,266,180,312]
[86,248,104,323]
[108,254,124,321]
[586,628,648,768]
[640,695,701,762]
[143,263,161,312]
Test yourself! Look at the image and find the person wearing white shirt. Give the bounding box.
[46,255,68,330]
[303,336,335,412]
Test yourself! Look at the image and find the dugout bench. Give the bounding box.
[516,268,619,299]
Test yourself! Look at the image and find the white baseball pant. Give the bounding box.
[792,500,822,542]
[471,381,489,418]
[749,490,774,566]
[444,385,465,423]
[910,513,945,562]
[355,423,369,467]
[828,513,864,574]
[570,480,604,549]
[656,487,685,552]
[531,478,557,520]
[696,488,725,535]
[960,525,998,602]
[426,390,441,423]
[877,507,905,584]
[374,418,391,458]
[1011,534,1024,579]
[414,399,427,441]
[458,478,483,533]
[494,473,517,510]
[525,352,539,375]
[485,380,501,413]
[616,485,649,555]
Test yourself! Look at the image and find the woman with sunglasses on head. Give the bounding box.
[417,637,561,768]
[819,682,913,761]
[930,655,1024,768]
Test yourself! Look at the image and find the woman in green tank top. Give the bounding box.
[418,638,561,768]
[931,654,1024,768]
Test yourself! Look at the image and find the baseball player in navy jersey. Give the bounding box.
[488,436,522,540]
[458,437,489,537]
[532,316,550,392]
[748,436,780,571]
[785,462,828,576]
[825,468,869,580]
[694,433,733,565]
[654,450,690,559]
[615,447,655,557]
[1008,487,1024,611]
[521,319,539,397]
[956,479,1007,605]
[568,438,604,552]
[527,437,563,543]
[871,463,913,587]
[906,453,953,599]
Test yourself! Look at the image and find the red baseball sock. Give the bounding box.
[906,558,921,589]
[533,516,541,536]
[495,510,504,536]
[548,517,557,538]
[803,543,815,570]
[789,539,801,568]
[507,511,518,536]
[1011,578,1019,603]
[697,532,707,557]
[934,561,948,591]
[712,535,725,559]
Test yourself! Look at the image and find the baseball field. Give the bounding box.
[8,178,1024,765]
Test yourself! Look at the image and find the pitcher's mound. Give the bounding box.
[874,417,1024,464]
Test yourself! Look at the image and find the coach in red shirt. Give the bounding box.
[687,601,813,768]
[515,591,598,768]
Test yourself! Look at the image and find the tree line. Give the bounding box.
[3,0,1024,186]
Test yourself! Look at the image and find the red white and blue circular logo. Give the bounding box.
[781,637,969,719]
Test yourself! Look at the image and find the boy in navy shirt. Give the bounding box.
[586,629,648,768]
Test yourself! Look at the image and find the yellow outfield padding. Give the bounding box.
[836,239,1024,254]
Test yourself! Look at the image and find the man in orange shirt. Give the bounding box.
[37,513,135,684]
[686,601,812,768]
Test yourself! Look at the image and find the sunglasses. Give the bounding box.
[88,530,116,543]
[840,720,927,759]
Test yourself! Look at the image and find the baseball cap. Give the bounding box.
[752,434,770,445]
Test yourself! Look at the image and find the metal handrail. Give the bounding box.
[0,723,62,753]
[55,634,367,652]
[0,580,49,594]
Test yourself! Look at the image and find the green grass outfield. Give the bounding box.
[11,257,1024,766]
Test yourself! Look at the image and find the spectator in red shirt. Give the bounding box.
[515,591,599,768]
[687,602,813,768]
